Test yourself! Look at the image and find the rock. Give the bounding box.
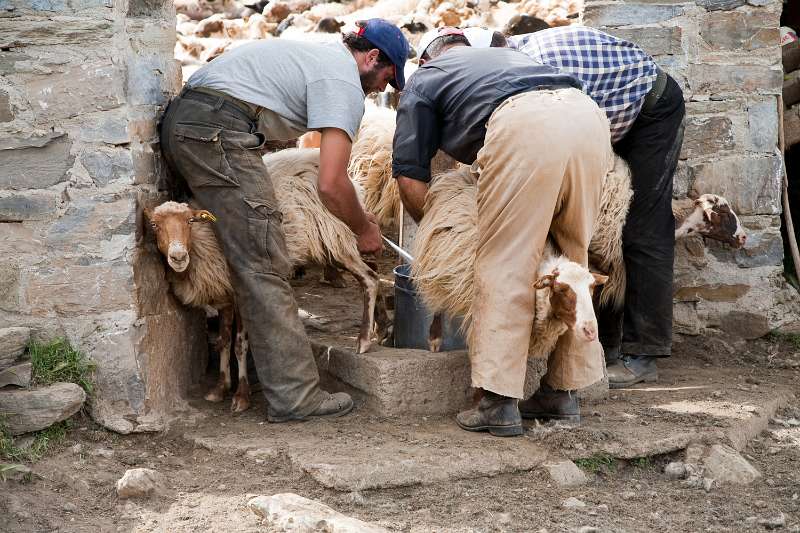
[0,327,30,369]
[91,447,114,458]
[0,362,31,388]
[596,504,609,512]
[1,464,32,482]
[621,491,636,500]
[562,497,587,509]
[577,527,600,533]
[543,459,588,487]
[62,502,78,512]
[115,468,166,499]
[758,513,786,530]
[248,493,389,532]
[703,444,761,485]
[664,461,687,480]
[0,382,86,435]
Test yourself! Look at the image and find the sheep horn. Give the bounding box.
[196,210,218,222]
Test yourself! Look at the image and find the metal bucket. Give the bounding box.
[393,264,467,351]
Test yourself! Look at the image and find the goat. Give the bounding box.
[414,158,747,352]
[144,202,251,413]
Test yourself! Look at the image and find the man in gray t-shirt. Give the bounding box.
[158,19,409,423]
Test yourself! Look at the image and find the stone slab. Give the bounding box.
[0,382,85,435]
[248,494,389,532]
[0,361,32,388]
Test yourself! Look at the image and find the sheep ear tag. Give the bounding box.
[197,210,218,222]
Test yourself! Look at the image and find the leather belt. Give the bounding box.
[180,86,261,120]
[640,68,668,113]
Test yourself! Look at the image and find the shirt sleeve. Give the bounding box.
[392,89,440,183]
[306,79,365,141]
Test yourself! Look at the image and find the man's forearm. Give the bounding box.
[396,175,428,223]
[318,179,370,235]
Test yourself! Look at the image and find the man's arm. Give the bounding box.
[317,127,382,254]
[396,175,428,223]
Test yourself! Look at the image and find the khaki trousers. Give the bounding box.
[470,88,613,399]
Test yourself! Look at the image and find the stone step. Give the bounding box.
[312,343,606,416]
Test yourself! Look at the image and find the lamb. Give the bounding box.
[144,202,251,413]
[413,158,747,352]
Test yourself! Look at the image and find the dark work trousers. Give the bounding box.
[598,75,686,358]
[159,89,325,418]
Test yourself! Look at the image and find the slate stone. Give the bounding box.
[0,382,85,435]
[0,191,59,222]
[0,136,73,190]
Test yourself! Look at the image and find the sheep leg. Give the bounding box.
[205,305,233,403]
[342,259,379,354]
[231,316,250,414]
[428,313,443,352]
[374,288,391,346]
[322,264,347,288]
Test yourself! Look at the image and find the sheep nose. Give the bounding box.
[737,234,747,247]
[170,250,188,263]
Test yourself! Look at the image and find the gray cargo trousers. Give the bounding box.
[159,87,326,419]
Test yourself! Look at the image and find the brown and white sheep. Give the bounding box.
[413,159,747,352]
[144,202,252,413]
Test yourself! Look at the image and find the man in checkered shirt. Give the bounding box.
[418,26,685,414]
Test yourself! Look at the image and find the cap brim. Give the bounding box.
[390,63,405,90]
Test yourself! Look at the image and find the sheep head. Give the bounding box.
[679,194,746,248]
[534,261,608,343]
[144,201,217,273]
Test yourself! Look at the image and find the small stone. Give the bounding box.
[596,504,609,512]
[248,493,388,532]
[703,444,761,485]
[2,464,32,482]
[70,443,83,454]
[745,516,758,526]
[543,460,588,487]
[62,503,77,512]
[665,462,687,480]
[703,478,714,492]
[91,448,114,458]
[758,513,786,530]
[115,468,166,499]
[217,484,226,490]
[562,497,587,509]
[787,418,800,427]
[577,527,600,533]
[347,491,366,505]
[0,383,86,435]
[755,500,767,509]
[621,491,636,500]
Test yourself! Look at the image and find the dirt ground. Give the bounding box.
[2,263,800,533]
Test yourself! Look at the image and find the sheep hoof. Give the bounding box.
[204,386,226,403]
[357,337,372,354]
[428,337,442,353]
[231,395,250,413]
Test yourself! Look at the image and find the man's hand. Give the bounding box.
[357,213,383,255]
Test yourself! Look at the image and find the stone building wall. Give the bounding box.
[586,0,800,339]
[0,0,206,432]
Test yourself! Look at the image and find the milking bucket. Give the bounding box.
[392,264,467,351]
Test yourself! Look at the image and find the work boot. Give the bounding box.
[267,391,353,422]
[518,382,580,424]
[455,390,524,437]
[607,355,658,389]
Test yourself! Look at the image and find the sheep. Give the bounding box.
[262,147,390,355]
[413,158,748,352]
[144,202,252,413]
[348,104,400,232]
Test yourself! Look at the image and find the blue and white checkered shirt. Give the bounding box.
[510,27,658,143]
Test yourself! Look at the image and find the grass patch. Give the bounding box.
[1,418,72,463]
[28,338,95,396]
[765,330,800,350]
[574,454,617,473]
[631,456,652,469]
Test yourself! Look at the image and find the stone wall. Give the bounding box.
[0,0,207,432]
[585,0,800,339]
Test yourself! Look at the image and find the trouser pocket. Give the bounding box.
[173,122,239,188]
[244,198,292,279]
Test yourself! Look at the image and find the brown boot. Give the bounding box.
[456,390,524,437]
[519,382,580,425]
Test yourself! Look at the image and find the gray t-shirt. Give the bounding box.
[187,39,365,141]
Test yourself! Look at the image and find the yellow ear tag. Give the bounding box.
[198,211,218,222]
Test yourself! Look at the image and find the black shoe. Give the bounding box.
[519,382,580,424]
[607,355,658,389]
[456,390,523,437]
